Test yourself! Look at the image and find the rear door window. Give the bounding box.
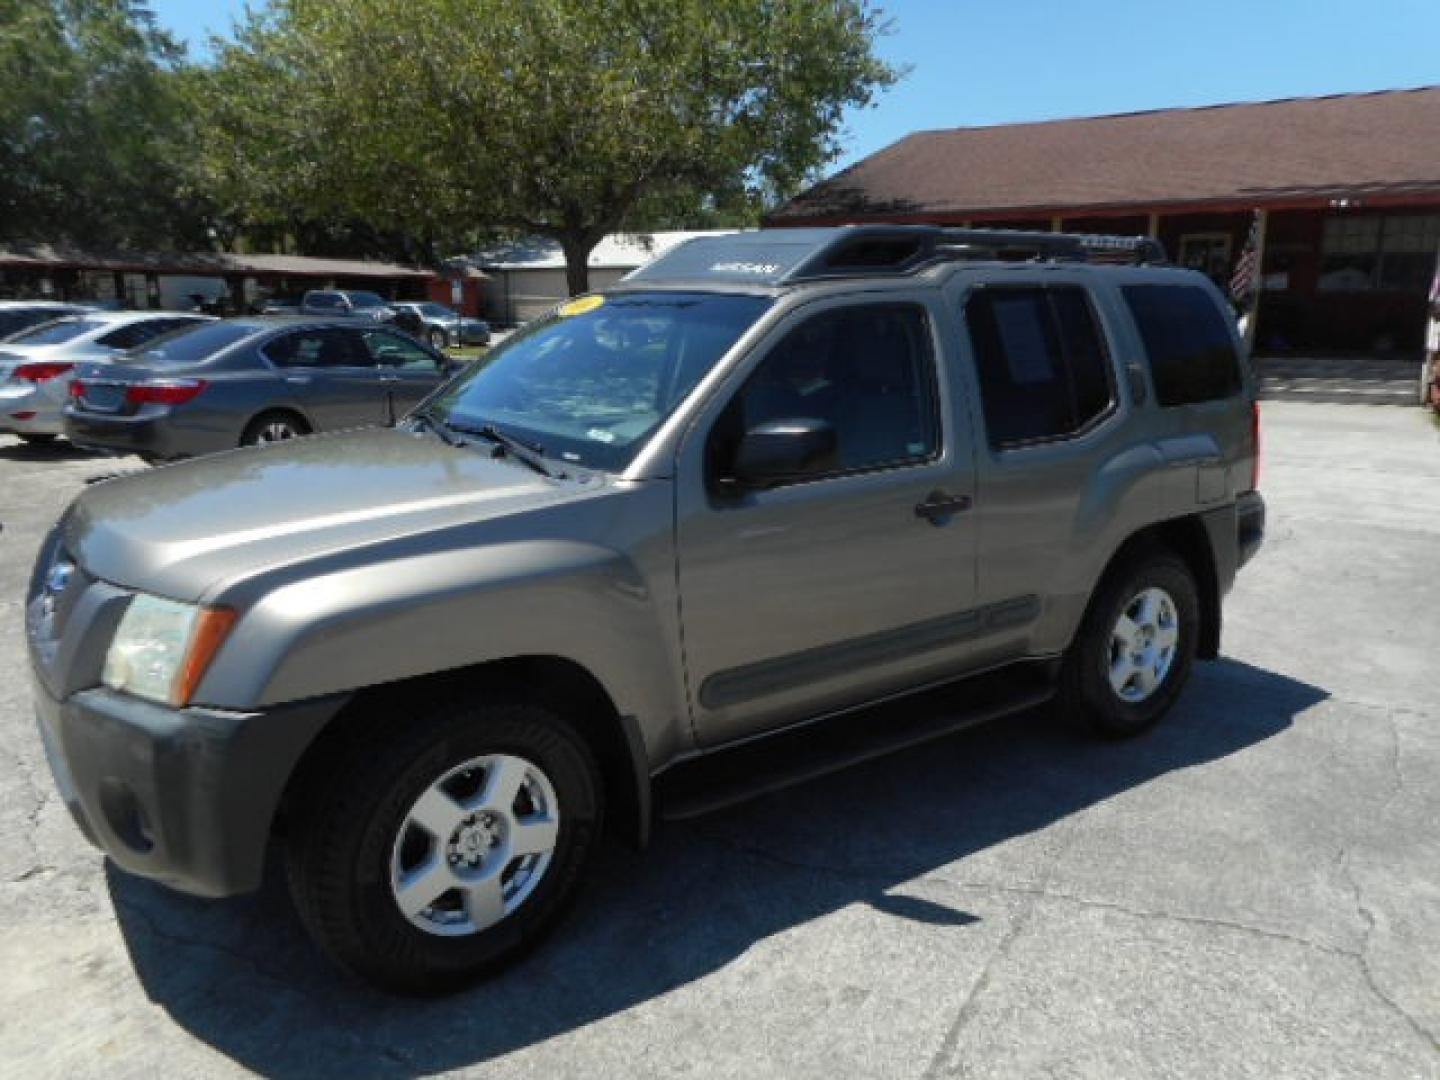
[1121,284,1242,405]
[267,327,369,368]
[964,286,1115,448]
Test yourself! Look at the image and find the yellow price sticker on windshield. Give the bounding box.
[559,295,605,318]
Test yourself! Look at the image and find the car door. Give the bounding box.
[674,294,982,747]
[359,327,448,415]
[262,326,388,430]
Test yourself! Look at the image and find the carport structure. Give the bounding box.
[0,245,438,313]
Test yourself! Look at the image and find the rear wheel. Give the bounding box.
[1059,550,1199,738]
[241,411,308,447]
[285,697,604,994]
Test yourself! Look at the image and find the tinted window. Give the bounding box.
[1122,284,1242,406]
[428,291,771,470]
[0,307,78,339]
[363,329,438,370]
[304,292,344,310]
[422,303,453,318]
[267,328,370,368]
[966,287,1114,448]
[131,322,251,365]
[8,318,103,345]
[96,319,194,350]
[348,291,387,309]
[722,304,938,476]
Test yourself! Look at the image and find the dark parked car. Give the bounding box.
[299,289,397,322]
[64,318,455,462]
[0,301,88,341]
[390,301,492,349]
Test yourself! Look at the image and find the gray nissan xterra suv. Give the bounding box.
[28,227,1265,993]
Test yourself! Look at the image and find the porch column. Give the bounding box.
[1146,212,1160,238]
[1050,216,1063,232]
[1243,209,1270,356]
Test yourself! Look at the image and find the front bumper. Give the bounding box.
[33,670,346,897]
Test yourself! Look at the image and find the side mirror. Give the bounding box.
[725,418,838,490]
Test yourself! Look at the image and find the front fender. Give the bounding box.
[194,537,690,767]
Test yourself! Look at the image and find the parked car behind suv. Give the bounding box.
[390,301,492,349]
[300,289,397,322]
[0,300,88,341]
[0,311,210,444]
[29,227,1263,993]
[64,317,455,461]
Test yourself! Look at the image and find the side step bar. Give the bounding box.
[656,663,1057,821]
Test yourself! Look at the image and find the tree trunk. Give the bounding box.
[558,232,596,296]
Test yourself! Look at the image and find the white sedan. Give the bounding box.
[0,310,210,444]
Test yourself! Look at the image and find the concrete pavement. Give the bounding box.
[1,403,1438,1078]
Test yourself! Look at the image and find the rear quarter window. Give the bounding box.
[1121,284,1243,406]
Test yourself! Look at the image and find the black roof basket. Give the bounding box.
[624,225,1168,288]
[780,226,1168,280]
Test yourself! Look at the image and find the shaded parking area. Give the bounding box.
[2,403,1438,1078]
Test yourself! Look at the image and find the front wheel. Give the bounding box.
[1059,550,1199,738]
[285,698,604,994]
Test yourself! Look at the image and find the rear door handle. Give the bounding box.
[915,491,972,524]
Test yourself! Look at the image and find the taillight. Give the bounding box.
[125,379,207,406]
[1250,400,1262,490]
[68,380,85,398]
[13,361,74,382]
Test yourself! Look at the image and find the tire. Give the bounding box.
[1421,354,1437,410]
[428,326,449,350]
[1058,549,1200,738]
[18,433,58,445]
[241,411,309,447]
[285,696,604,994]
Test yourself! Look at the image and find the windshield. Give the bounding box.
[0,308,71,339]
[128,321,252,365]
[9,317,103,345]
[426,291,771,470]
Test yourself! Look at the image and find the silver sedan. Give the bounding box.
[0,311,210,444]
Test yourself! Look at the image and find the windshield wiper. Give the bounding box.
[410,408,465,447]
[451,420,561,479]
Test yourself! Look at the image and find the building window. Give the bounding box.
[1320,215,1440,292]
[1177,233,1233,285]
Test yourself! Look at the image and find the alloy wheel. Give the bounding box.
[389,754,561,937]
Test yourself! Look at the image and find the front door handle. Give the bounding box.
[915,490,972,524]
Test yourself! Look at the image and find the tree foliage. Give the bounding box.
[0,0,209,249]
[197,0,898,290]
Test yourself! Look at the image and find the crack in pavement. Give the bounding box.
[685,824,1440,1065]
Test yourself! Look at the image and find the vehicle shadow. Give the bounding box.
[0,438,109,462]
[107,657,1325,1077]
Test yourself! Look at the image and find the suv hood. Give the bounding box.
[64,427,593,602]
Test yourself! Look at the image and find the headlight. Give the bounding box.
[102,594,236,706]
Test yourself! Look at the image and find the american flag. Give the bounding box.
[1229,210,1261,306]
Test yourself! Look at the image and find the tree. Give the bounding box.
[0,0,211,249]
[198,0,898,290]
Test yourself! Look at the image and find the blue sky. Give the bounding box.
[152,0,1440,170]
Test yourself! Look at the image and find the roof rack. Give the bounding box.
[623,225,1168,288]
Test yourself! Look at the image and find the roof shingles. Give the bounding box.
[773,87,1440,222]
